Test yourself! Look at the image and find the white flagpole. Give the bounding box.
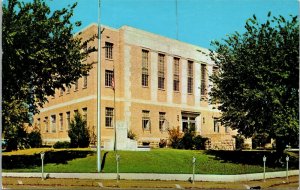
[97,0,102,173]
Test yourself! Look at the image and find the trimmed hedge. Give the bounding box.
[205,150,299,169]
[3,150,94,169]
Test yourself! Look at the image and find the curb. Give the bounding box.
[3,170,299,182]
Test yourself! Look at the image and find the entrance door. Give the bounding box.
[181,112,199,132]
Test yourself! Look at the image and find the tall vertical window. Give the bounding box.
[74,80,79,91]
[83,75,88,88]
[105,70,114,87]
[173,58,180,91]
[159,112,166,131]
[66,112,71,130]
[158,54,165,89]
[212,66,219,89]
[44,117,48,133]
[201,64,207,95]
[59,113,63,131]
[214,118,220,133]
[105,42,113,59]
[82,107,87,121]
[142,110,150,131]
[187,61,193,94]
[105,107,114,128]
[142,50,149,87]
[51,115,56,133]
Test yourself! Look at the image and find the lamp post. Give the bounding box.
[97,0,102,173]
[40,152,45,180]
[116,154,120,183]
[286,156,289,182]
[263,155,266,182]
[192,156,196,184]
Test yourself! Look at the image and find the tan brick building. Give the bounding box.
[34,24,237,150]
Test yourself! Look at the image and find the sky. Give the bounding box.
[6,0,299,49]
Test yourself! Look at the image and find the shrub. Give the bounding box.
[53,141,70,149]
[252,133,270,149]
[68,112,90,148]
[234,134,244,150]
[127,130,137,140]
[194,135,208,150]
[28,129,42,148]
[181,126,195,149]
[168,126,183,149]
[159,139,167,148]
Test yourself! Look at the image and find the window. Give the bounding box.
[51,115,56,133]
[74,80,79,91]
[201,64,207,95]
[105,70,114,87]
[214,118,220,133]
[44,117,48,133]
[173,58,180,91]
[159,112,166,131]
[187,61,193,94]
[82,107,87,121]
[59,113,63,131]
[142,110,150,131]
[182,113,196,132]
[212,66,219,89]
[158,54,165,89]
[105,42,113,59]
[74,109,78,115]
[142,50,149,87]
[105,107,114,128]
[83,76,88,88]
[66,112,71,130]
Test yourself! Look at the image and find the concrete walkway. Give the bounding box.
[3,170,299,182]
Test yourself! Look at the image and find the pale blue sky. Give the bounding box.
[9,0,300,49]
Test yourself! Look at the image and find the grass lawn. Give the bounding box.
[3,148,289,174]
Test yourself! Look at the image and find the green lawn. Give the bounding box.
[3,148,289,174]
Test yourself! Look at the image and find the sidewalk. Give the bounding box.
[3,170,299,182]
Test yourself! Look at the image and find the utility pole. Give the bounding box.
[97,0,102,173]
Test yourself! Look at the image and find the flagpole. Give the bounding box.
[97,0,102,173]
[113,64,117,152]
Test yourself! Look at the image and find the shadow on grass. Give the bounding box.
[204,150,299,169]
[3,150,94,169]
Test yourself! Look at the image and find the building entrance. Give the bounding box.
[181,112,200,132]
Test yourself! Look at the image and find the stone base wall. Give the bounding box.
[204,134,236,150]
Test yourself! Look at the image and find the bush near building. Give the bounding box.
[168,126,208,150]
[68,113,90,148]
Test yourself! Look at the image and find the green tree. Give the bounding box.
[68,112,90,148]
[209,13,299,153]
[3,0,94,149]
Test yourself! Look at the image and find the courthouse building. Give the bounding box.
[34,24,237,150]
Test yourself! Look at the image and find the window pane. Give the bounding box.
[105,42,113,59]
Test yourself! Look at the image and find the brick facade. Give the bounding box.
[34,24,237,150]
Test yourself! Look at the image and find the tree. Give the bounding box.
[68,112,90,148]
[3,0,94,149]
[208,13,299,153]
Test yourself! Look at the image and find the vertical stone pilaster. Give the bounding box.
[151,52,158,102]
[124,45,132,129]
[167,56,173,103]
[181,59,187,104]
